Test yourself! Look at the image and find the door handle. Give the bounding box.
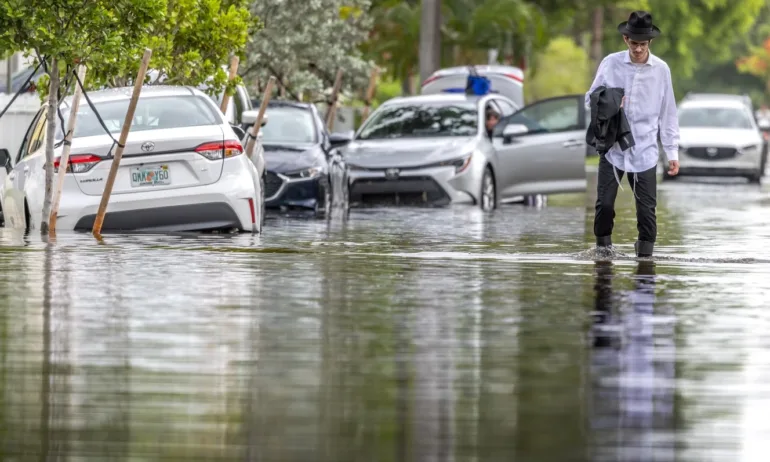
[562,140,583,148]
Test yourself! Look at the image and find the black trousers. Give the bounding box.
[594,154,657,244]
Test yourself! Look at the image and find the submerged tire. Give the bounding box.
[480,166,496,212]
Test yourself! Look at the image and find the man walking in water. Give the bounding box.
[586,11,680,257]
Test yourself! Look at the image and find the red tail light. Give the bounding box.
[195,140,243,160]
[53,154,102,173]
[504,73,524,83]
[421,75,441,87]
[247,198,256,224]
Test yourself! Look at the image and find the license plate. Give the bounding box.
[130,164,171,187]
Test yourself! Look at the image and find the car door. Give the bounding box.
[18,110,49,229]
[3,107,45,228]
[493,95,587,198]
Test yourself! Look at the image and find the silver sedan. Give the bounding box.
[337,93,587,210]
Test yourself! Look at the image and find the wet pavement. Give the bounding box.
[0,173,769,461]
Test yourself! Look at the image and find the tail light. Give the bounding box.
[195,140,243,160]
[53,154,101,173]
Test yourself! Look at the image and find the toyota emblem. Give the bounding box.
[141,141,155,152]
[384,168,400,180]
[706,147,718,156]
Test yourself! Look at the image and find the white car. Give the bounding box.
[669,96,765,183]
[0,85,265,233]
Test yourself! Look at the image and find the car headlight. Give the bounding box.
[428,154,473,173]
[284,167,323,179]
[741,144,760,154]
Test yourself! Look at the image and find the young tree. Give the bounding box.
[0,0,164,233]
[0,0,253,233]
[244,0,374,101]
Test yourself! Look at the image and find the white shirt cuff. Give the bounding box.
[665,150,678,162]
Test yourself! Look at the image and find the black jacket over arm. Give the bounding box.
[586,86,635,155]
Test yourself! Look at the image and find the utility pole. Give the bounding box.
[418,0,441,84]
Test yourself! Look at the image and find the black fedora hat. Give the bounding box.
[617,11,661,41]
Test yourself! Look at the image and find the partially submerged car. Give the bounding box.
[0,86,265,233]
[257,101,348,218]
[421,65,525,107]
[337,78,587,209]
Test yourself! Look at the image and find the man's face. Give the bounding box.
[624,36,651,61]
[486,112,499,131]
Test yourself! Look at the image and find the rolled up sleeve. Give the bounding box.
[659,68,680,161]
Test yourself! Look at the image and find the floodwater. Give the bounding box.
[0,173,769,461]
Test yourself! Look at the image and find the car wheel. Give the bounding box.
[748,173,762,184]
[480,166,496,212]
[315,182,331,219]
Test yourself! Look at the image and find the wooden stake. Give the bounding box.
[325,69,344,131]
[361,67,379,122]
[49,65,87,236]
[220,55,240,114]
[245,76,276,156]
[92,48,153,237]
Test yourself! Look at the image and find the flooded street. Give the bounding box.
[1,173,769,461]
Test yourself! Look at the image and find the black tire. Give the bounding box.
[760,143,768,178]
[480,166,496,211]
[315,181,331,219]
[748,172,762,184]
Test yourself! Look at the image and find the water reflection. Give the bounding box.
[590,261,677,461]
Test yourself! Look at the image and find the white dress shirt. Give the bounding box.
[585,51,680,173]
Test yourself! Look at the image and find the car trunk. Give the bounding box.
[72,125,225,196]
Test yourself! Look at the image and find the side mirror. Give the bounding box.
[329,130,354,148]
[0,149,11,174]
[502,123,528,143]
[242,110,268,128]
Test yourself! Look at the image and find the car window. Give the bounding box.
[16,108,44,163]
[56,95,220,140]
[357,101,478,140]
[498,96,580,136]
[26,111,48,157]
[261,106,317,144]
[678,106,754,129]
[494,99,517,117]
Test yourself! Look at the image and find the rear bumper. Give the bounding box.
[73,202,242,232]
[55,160,259,232]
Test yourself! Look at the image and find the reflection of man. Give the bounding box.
[589,261,676,461]
[586,10,680,258]
[485,105,500,138]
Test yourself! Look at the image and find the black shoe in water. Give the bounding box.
[635,240,654,258]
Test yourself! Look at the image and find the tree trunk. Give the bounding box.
[590,7,604,75]
[418,0,441,83]
[40,59,60,235]
[401,71,411,95]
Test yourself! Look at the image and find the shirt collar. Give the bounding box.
[624,50,654,66]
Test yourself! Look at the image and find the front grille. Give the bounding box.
[686,147,737,160]
[264,171,284,198]
[349,176,451,206]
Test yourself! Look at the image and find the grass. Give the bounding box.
[586,155,600,167]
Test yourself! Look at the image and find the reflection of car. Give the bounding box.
[0,86,265,232]
[666,97,765,183]
[337,92,587,210]
[258,101,348,218]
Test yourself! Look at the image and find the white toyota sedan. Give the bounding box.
[668,96,765,183]
[0,86,265,233]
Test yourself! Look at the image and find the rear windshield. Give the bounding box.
[58,95,220,140]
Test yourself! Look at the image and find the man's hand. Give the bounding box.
[667,160,680,176]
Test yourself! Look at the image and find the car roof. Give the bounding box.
[257,100,313,110]
[59,85,206,108]
[381,93,487,106]
[679,98,752,110]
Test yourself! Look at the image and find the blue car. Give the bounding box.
[254,101,349,218]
